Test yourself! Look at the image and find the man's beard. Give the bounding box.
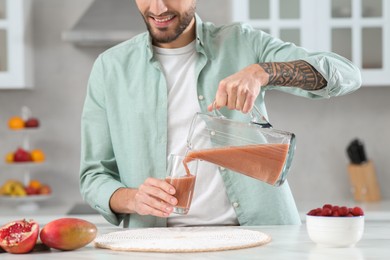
[142,6,196,44]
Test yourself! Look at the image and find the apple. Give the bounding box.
[25,118,40,128]
[25,186,39,196]
[13,148,32,162]
[39,184,52,195]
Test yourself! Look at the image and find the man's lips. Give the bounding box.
[149,15,176,28]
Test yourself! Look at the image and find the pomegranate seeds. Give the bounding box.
[307,204,364,217]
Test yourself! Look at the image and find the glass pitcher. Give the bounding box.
[185,106,296,186]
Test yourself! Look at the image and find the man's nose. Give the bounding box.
[150,0,168,15]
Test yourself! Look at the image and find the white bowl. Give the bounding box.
[306,215,364,247]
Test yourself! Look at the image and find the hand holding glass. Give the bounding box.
[165,154,198,215]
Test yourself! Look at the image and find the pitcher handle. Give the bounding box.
[211,101,226,118]
[250,105,273,128]
[211,101,272,128]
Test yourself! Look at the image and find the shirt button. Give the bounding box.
[198,95,204,100]
[232,202,239,208]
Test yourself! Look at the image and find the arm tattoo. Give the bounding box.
[259,60,327,90]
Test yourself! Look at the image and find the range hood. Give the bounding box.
[62,0,146,47]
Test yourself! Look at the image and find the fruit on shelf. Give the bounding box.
[8,113,40,130]
[8,116,25,130]
[307,204,364,217]
[25,180,41,196]
[30,149,45,162]
[0,180,52,197]
[0,180,27,197]
[28,179,42,190]
[38,184,52,195]
[25,180,52,196]
[24,186,39,196]
[5,152,14,163]
[13,148,32,162]
[0,219,40,254]
[40,218,97,251]
[5,148,46,164]
[24,118,40,128]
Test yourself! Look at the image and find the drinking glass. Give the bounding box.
[165,154,198,215]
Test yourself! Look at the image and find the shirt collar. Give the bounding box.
[194,13,204,48]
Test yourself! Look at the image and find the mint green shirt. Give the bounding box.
[80,14,361,228]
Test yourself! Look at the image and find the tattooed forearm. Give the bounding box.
[259,60,327,90]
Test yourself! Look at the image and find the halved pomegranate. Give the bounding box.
[0,219,39,254]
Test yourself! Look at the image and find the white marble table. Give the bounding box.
[0,218,389,259]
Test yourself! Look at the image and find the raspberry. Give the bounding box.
[308,204,364,217]
[339,206,349,216]
[321,207,332,216]
[351,207,364,216]
[332,210,340,217]
[315,208,323,216]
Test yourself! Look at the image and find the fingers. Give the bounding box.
[140,181,177,205]
[242,92,255,114]
[235,88,247,111]
[134,191,173,217]
[209,65,262,113]
[215,81,228,110]
[145,177,175,196]
[211,80,257,114]
[134,177,178,218]
[227,85,238,110]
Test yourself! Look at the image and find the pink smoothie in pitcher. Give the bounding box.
[184,144,289,185]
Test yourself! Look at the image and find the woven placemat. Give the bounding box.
[94,227,271,253]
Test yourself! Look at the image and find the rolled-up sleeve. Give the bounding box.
[245,26,362,98]
[300,52,362,98]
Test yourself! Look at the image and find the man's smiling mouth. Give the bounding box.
[153,15,175,23]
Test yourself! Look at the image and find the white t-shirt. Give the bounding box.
[153,41,239,227]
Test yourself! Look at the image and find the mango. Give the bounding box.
[40,218,97,251]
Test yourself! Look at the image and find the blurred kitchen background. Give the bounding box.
[0,0,389,215]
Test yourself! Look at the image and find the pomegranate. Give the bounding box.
[0,219,39,254]
[40,218,97,251]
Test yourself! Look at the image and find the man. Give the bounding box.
[80,0,361,228]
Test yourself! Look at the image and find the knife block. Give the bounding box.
[347,160,381,202]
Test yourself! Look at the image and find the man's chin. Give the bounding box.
[150,31,179,44]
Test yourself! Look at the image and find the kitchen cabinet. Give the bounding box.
[0,0,33,89]
[232,0,390,86]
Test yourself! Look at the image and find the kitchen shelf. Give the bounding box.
[1,108,50,212]
[3,162,45,167]
[7,128,42,134]
[0,194,51,203]
[0,194,52,212]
